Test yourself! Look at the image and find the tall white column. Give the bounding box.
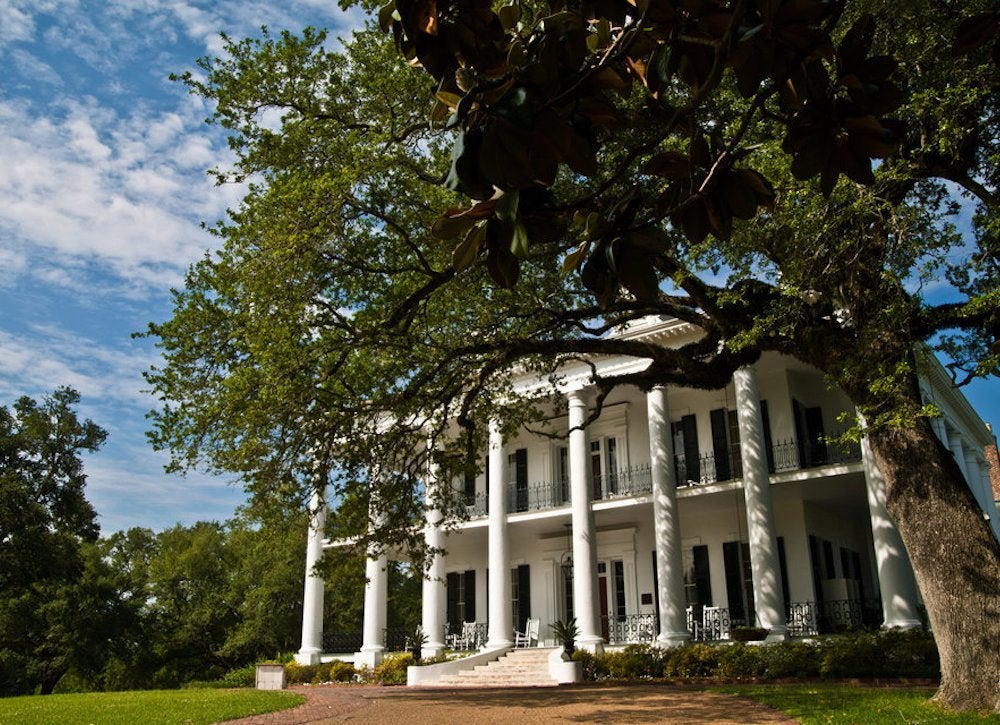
[568,389,603,653]
[486,419,513,649]
[861,433,922,629]
[733,366,788,641]
[949,430,970,482]
[422,447,447,656]
[295,483,327,665]
[356,495,389,668]
[647,386,690,647]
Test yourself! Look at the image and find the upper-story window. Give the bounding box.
[590,437,620,500]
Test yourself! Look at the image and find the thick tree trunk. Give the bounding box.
[869,420,1000,714]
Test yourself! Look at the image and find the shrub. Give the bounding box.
[714,643,766,679]
[311,662,333,684]
[330,661,357,682]
[284,661,318,685]
[664,643,721,677]
[220,663,257,688]
[758,640,821,680]
[371,653,413,685]
[570,650,600,681]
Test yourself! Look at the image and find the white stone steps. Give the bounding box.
[433,647,561,688]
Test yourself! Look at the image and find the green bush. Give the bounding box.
[818,629,938,679]
[284,661,318,685]
[220,663,257,688]
[330,661,357,682]
[715,643,766,679]
[371,653,413,685]
[758,640,820,679]
[664,643,722,677]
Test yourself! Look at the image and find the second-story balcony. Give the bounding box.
[458,435,861,520]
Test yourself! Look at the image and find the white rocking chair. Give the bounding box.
[514,618,539,648]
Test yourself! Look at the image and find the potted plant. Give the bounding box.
[406,625,428,662]
[549,618,579,656]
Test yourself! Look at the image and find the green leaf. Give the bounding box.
[452,223,486,272]
[510,222,530,258]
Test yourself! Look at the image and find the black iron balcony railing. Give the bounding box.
[457,434,862,517]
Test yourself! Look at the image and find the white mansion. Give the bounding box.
[295,316,1000,668]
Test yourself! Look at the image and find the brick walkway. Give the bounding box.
[224,683,798,724]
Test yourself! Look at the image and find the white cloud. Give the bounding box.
[0,95,231,292]
[9,47,63,86]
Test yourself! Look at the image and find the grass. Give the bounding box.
[0,688,305,725]
[719,683,1000,724]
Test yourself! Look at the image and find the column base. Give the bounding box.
[576,635,604,655]
[485,638,513,650]
[423,643,446,658]
[882,618,923,630]
[656,631,692,649]
[354,648,385,669]
[294,648,323,665]
[764,625,789,643]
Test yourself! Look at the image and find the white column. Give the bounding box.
[422,447,447,657]
[486,419,513,649]
[949,430,970,482]
[356,496,389,668]
[568,389,603,653]
[647,386,690,647]
[295,484,327,665]
[931,417,948,446]
[733,366,788,641]
[861,433,922,629]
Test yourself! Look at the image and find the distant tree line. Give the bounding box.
[0,389,419,696]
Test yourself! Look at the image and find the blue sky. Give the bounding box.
[0,0,363,533]
[1,1,997,535]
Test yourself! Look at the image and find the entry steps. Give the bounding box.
[433,647,561,687]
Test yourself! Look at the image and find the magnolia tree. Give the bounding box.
[149,0,999,711]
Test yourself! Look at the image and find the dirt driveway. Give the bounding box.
[225,683,798,724]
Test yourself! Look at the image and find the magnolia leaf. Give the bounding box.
[562,242,589,275]
[452,223,486,272]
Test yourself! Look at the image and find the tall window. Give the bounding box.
[683,545,713,607]
[710,408,741,482]
[508,448,528,512]
[446,570,476,631]
[672,415,700,484]
[511,565,531,632]
[723,541,755,626]
[612,560,626,618]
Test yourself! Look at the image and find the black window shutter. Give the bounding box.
[447,572,460,630]
[760,400,775,472]
[465,569,476,622]
[515,448,528,511]
[710,408,731,481]
[792,399,807,467]
[693,545,712,606]
[517,564,530,631]
[722,541,745,622]
[777,536,789,609]
[682,414,700,483]
[805,407,827,465]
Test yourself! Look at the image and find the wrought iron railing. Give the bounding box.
[786,599,882,635]
[458,432,862,516]
[322,630,363,653]
[676,433,861,489]
[443,621,488,650]
[602,612,658,644]
[383,626,411,652]
[603,464,653,499]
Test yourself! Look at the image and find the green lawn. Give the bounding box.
[720,684,1000,724]
[0,688,305,725]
